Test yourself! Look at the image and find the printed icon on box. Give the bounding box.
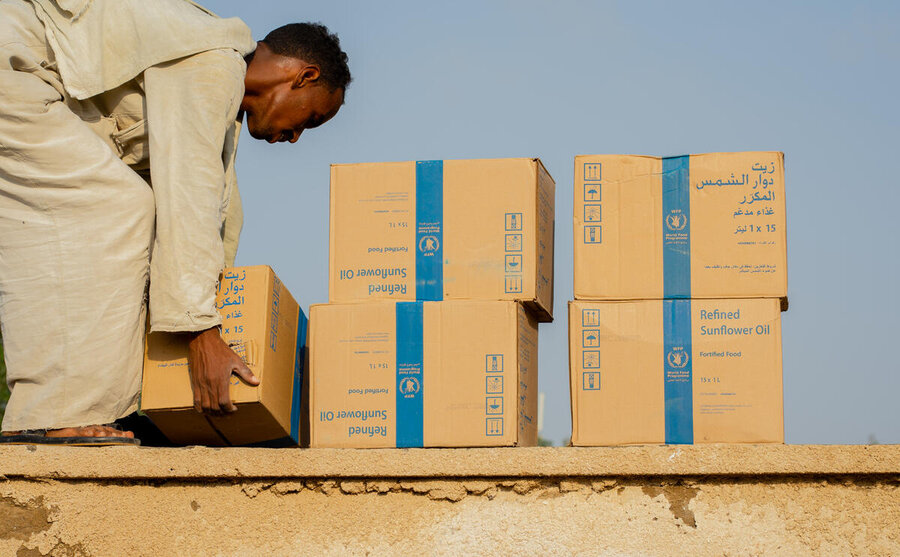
[667,348,690,369]
[486,354,504,372]
[399,376,420,395]
[665,211,687,232]
[584,183,601,202]
[505,254,522,273]
[505,233,522,252]
[486,417,504,436]
[505,212,523,231]
[418,235,440,253]
[583,371,600,391]
[583,350,600,369]
[486,375,504,394]
[582,309,599,327]
[485,396,503,415]
[505,275,523,294]
[584,205,601,223]
[582,329,600,348]
[584,226,601,244]
[584,162,602,182]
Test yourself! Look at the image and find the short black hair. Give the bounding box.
[262,23,351,91]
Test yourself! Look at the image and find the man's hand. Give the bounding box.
[187,327,259,414]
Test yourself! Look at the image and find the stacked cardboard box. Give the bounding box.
[142,266,307,446]
[312,158,555,447]
[569,152,787,445]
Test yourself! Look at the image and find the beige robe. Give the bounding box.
[0,0,255,430]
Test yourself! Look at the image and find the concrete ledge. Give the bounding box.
[1,444,898,479]
[2,446,898,555]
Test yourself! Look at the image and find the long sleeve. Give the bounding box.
[143,48,246,332]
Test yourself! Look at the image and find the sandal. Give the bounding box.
[0,425,141,446]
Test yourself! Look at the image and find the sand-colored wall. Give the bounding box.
[1,445,898,556]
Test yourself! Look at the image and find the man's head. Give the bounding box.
[242,23,351,143]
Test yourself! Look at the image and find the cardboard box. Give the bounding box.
[574,152,787,305]
[309,301,538,448]
[569,298,783,445]
[329,158,555,321]
[142,266,307,446]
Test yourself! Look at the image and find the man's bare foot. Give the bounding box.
[46,425,134,438]
[1,425,134,438]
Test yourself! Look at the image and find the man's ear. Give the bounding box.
[292,65,321,89]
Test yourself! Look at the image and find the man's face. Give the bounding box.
[246,82,344,144]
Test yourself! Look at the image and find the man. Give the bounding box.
[0,0,349,444]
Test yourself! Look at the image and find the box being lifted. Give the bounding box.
[569,298,783,446]
[142,266,307,447]
[309,300,538,448]
[330,158,555,321]
[574,152,787,306]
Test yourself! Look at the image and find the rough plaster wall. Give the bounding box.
[1,476,898,556]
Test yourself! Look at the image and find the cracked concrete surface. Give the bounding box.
[1,446,898,555]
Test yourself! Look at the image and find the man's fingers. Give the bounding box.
[233,362,259,386]
[219,375,237,413]
[190,361,205,414]
[190,370,202,413]
[200,380,218,414]
[193,380,202,413]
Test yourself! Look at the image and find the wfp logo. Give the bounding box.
[399,376,420,395]
[666,212,687,232]
[418,235,439,254]
[667,348,689,369]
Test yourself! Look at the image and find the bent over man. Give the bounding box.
[0,0,349,444]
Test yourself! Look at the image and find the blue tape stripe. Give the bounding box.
[289,309,308,443]
[395,302,424,447]
[663,299,693,444]
[662,156,691,298]
[415,160,443,301]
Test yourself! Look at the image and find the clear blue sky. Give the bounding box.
[207,0,900,445]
